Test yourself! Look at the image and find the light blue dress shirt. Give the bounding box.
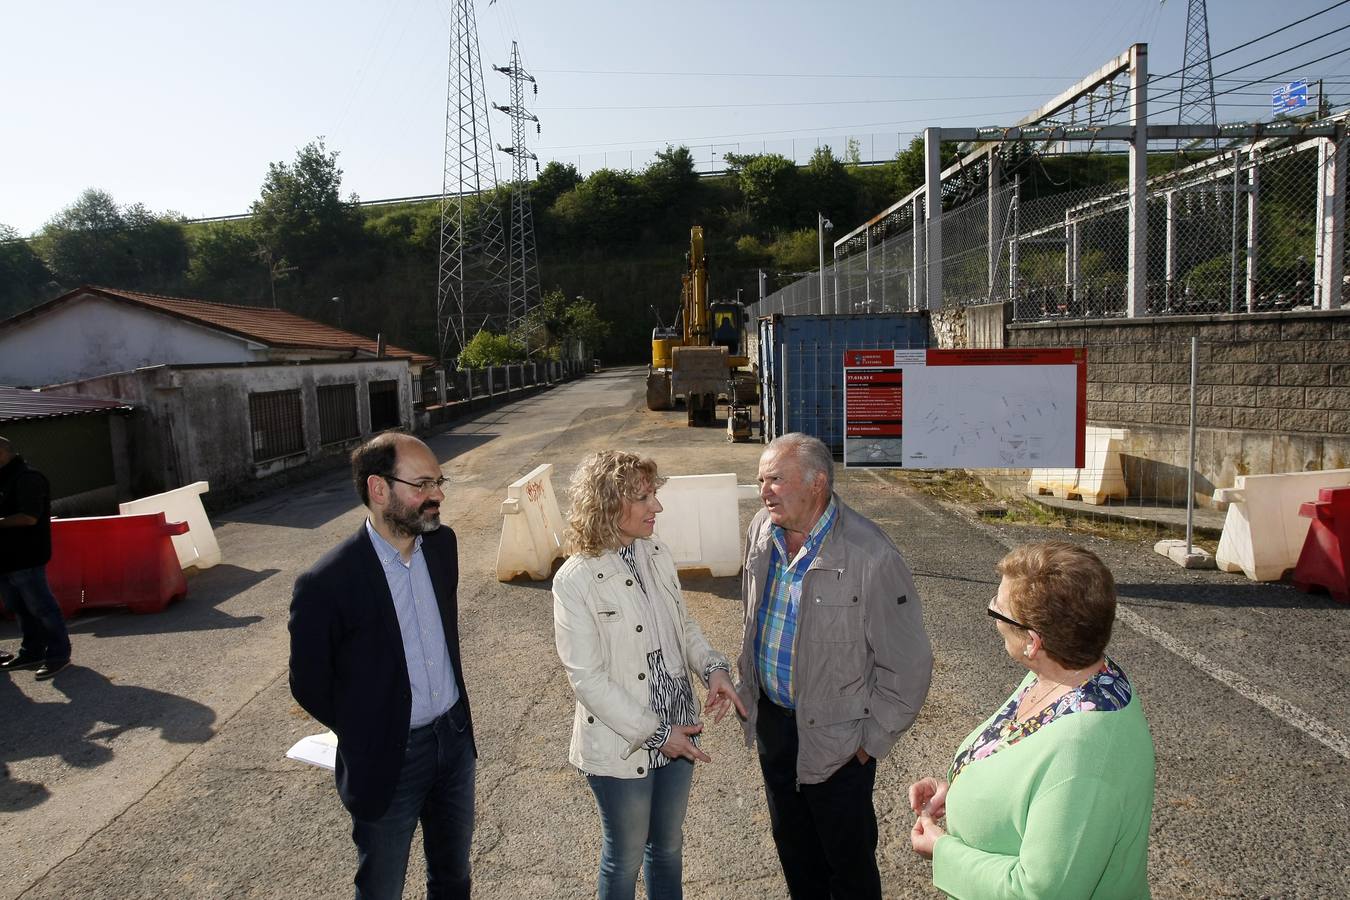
[365,520,458,728]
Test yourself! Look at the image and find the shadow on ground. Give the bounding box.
[1117,579,1346,611]
[0,666,216,813]
[49,564,278,638]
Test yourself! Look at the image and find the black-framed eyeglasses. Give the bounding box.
[987,597,1033,631]
[383,474,449,493]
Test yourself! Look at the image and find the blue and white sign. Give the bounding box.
[1272,80,1309,116]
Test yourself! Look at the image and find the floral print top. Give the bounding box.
[949,657,1133,783]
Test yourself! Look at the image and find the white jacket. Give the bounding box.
[552,537,728,778]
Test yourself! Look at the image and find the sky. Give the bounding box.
[3,0,1348,236]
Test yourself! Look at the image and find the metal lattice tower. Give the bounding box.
[1176,0,1219,150]
[493,41,541,337]
[436,0,509,364]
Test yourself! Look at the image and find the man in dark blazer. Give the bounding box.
[290,432,476,900]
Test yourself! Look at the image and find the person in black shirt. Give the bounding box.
[0,436,71,679]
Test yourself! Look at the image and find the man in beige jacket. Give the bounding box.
[736,433,933,900]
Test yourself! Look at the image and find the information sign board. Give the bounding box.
[843,348,1087,469]
[1272,80,1309,116]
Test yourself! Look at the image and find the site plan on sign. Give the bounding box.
[842,348,1087,469]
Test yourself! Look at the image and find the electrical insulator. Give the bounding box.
[533,83,538,96]
[536,123,541,135]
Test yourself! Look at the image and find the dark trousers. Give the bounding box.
[351,699,475,900]
[756,692,881,900]
[0,565,70,663]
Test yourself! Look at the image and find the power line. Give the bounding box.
[1149,43,1350,121]
[535,107,1035,153]
[532,67,1078,81]
[1150,0,1350,83]
[538,92,1053,112]
[1150,20,1350,104]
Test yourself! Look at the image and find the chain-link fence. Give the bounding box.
[748,132,1345,324]
[942,325,1350,552]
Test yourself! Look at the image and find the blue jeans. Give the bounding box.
[0,566,70,663]
[351,701,475,900]
[585,758,694,900]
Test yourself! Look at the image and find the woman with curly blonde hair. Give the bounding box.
[553,450,745,900]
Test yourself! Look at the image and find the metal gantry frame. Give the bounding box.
[827,43,1346,318]
[436,0,510,364]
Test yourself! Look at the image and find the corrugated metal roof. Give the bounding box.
[0,387,133,424]
[3,286,437,367]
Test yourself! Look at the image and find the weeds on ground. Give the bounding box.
[894,469,1218,552]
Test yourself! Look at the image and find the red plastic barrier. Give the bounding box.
[47,513,190,618]
[1293,487,1350,605]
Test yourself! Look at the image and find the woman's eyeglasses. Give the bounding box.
[987,597,1033,631]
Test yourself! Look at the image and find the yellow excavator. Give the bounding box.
[646,226,754,437]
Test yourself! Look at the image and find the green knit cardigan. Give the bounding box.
[932,671,1155,899]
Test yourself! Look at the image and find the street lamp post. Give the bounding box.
[818,212,833,314]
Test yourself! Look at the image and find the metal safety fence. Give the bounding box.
[749,132,1346,324]
[961,325,1350,554]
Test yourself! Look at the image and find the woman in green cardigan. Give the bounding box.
[908,542,1155,899]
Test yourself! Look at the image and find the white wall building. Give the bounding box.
[1,286,435,507]
[0,285,432,387]
[45,359,414,504]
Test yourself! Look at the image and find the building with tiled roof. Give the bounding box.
[0,286,430,507]
[0,285,433,387]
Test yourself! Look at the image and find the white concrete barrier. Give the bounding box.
[496,463,566,582]
[1075,426,1129,505]
[1027,467,1080,500]
[654,473,741,577]
[1028,426,1129,505]
[1214,468,1350,581]
[118,481,220,570]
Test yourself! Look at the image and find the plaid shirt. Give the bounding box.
[754,499,838,709]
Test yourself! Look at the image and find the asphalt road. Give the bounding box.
[2,367,1346,898]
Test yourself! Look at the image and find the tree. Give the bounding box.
[515,289,611,360]
[550,168,642,244]
[0,225,55,318]
[888,137,959,199]
[641,145,698,208]
[457,329,526,367]
[37,188,188,290]
[532,161,583,210]
[767,229,819,273]
[559,295,608,357]
[364,202,442,258]
[737,154,800,225]
[250,139,361,274]
[803,145,855,223]
[122,203,190,288]
[187,221,264,298]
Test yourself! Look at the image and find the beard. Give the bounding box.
[383,492,441,538]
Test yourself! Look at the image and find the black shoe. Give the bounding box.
[34,659,71,680]
[0,653,43,672]
[0,651,12,666]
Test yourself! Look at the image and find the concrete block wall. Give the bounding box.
[1007,309,1350,503]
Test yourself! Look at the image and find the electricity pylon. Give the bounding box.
[494,41,542,339]
[436,0,510,364]
[1176,0,1218,151]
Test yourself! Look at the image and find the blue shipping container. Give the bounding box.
[758,313,930,454]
